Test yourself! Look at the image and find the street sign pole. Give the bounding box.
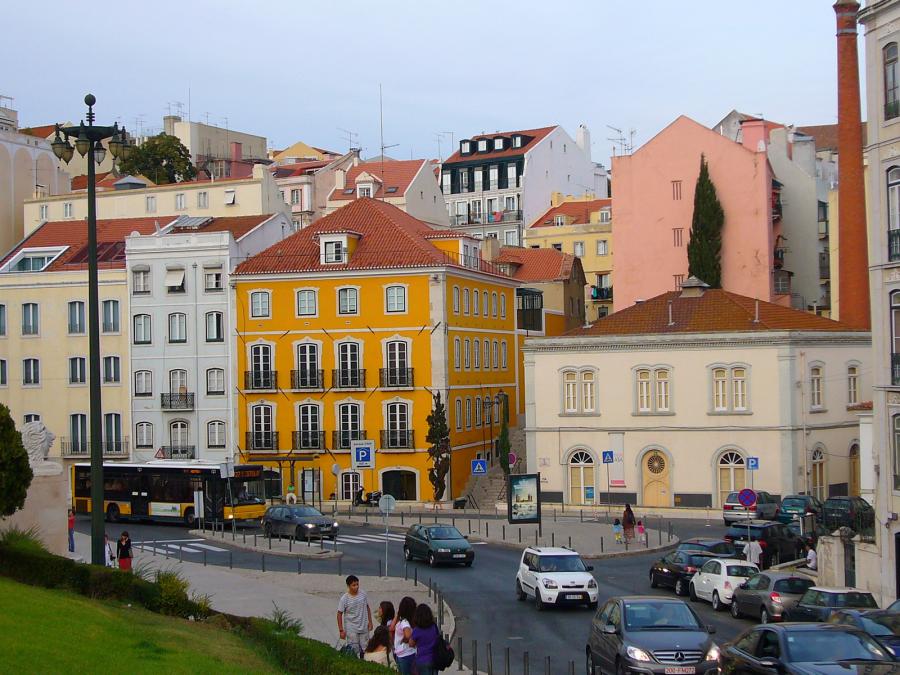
[379,495,397,578]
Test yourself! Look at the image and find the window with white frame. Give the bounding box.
[175,193,186,210]
[501,340,507,369]
[574,241,585,257]
[23,358,39,385]
[197,191,209,208]
[563,370,598,413]
[357,184,373,198]
[385,286,406,313]
[206,312,224,342]
[68,301,85,334]
[655,369,670,412]
[39,204,48,220]
[205,267,223,292]
[713,368,728,411]
[810,365,824,409]
[475,400,482,426]
[134,370,152,397]
[564,372,578,412]
[166,268,186,293]
[133,314,152,344]
[600,209,611,224]
[710,365,750,413]
[208,421,226,448]
[483,396,492,425]
[63,202,73,218]
[250,291,270,318]
[582,371,595,411]
[337,402,361,449]
[207,368,225,395]
[338,287,358,315]
[0,304,5,336]
[472,288,480,316]
[146,195,156,213]
[465,398,472,428]
[482,291,489,315]
[500,294,506,319]
[848,365,859,405]
[555,215,565,227]
[24,414,40,423]
[135,422,153,448]
[504,230,518,246]
[168,312,187,343]
[297,289,317,316]
[732,368,747,411]
[290,189,300,205]
[22,303,38,335]
[103,356,120,383]
[455,398,462,430]
[297,403,321,449]
[464,338,471,369]
[133,269,150,294]
[483,340,490,370]
[0,360,5,386]
[463,289,470,314]
[492,292,498,317]
[69,357,85,384]
[597,240,609,256]
[453,287,460,314]
[224,189,236,205]
[102,300,119,333]
[454,338,461,370]
[492,340,499,369]
[324,241,344,263]
[473,339,480,369]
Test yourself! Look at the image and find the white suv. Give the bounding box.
[515,546,598,610]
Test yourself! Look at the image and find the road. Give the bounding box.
[79,516,756,673]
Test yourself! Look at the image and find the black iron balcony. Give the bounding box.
[332,429,367,450]
[590,285,613,301]
[292,430,325,451]
[60,437,130,457]
[889,229,900,262]
[501,209,522,222]
[245,431,279,452]
[819,253,830,280]
[161,393,194,410]
[380,367,414,388]
[244,370,277,390]
[774,247,786,269]
[291,368,324,390]
[886,99,900,121]
[380,429,414,449]
[893,353,900,386]
[159,445,196,459]
[333,368,366,389]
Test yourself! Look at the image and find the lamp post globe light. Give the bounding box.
[52,94,134,566]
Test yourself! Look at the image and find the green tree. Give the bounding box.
[117,132,196,185]
[497,419,511,475]
[426,393,451,501]
[0,404,33,517]
[686,155,725,287]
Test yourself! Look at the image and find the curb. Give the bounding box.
[188,529,343,559]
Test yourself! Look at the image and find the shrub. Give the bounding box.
[268,602,303,635]
[0,526,47,554]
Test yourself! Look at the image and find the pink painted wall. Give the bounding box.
[612,116,777,312]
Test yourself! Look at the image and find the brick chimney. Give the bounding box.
[834,0,870,329]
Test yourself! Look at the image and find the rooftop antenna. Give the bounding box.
[436,131,455,161]
[203,112,212,125]
[172,101,185,118]
[0,94,13,108]
[378,84,400,200]
[133,115,145,138]
[606,125,634,156]
[338,127,359,152]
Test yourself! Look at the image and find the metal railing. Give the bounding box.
[823,509,876,543]
[332,430,367,450]
[161,393,194,410]
[893,353,900,386]
[590,286,613,301]
[244,370,277,390]
[291,368,324,390]
[159,445,196,459]
[819,253,830,280]
[889,229,900,262]
[379,367,414,388]
[292,430,325,451]
[500,209,522,222]
[60,437,130,457]
[886,99,900,121]
[380,429,415,449]
[438,250,512,277]
[332,368,366,389]
[245,432,279,452]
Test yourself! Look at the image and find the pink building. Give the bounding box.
[613,115,785,312]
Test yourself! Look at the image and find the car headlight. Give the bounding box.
[304,523,315,528]
[588,579,597,589]
[226,514,234,519]
[705,645,720,662]
[333,522,339,528]
[626,646,652,662]
[542,579,558,589]
[437,548,450,553]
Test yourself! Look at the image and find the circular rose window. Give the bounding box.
[647,453,666,474]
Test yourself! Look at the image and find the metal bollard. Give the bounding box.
[570,659,575,675]
[524,650,529,675]
[487,642,494,675]
[434,513,438,524]
[414,567,417,586]
[261,553,266,572]
[297,558,301,574]
[338,556,342,576]
[428,578,432,598]
[552,532,555,547]
[365,511,369,525]
[472,639,478,674]
[254,533,257,547]
[229,551,233,569]
[243,531,246,544]
[505,646,511,675]
[659,528,662,546]
[468,520,472,535]
[625,537,629,551]
[203,550,207,566]
[457,636,463,668]
[289,537,292,553]
[486,522,489,537]
[580,509,584,523]
[418,512,422,524]
[152,541,156,557]
[568,536,572,549]
[320,534,324,550]
[268,534,272,550]
[546,655,551,675]
[601,537,604,553]
[535,530,538,545]
[401,511,404,525]
[519,528,522,543]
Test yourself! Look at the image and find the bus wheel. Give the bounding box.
[184,507,196,528]
[106,504,120,523]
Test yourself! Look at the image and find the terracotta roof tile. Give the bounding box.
[529,198,612,228]
[567,289,858,336]
[494,246,575,282]
[796,123,867,152]
[170,214,274,240]
[328,159,425,201]
[18,124,58,139]
[271,160,331,178]
[443,126,557,164]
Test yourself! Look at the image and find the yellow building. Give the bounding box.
[524,193,612,321]
[232,198,519,502]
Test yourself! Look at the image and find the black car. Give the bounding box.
[261,505,338,540]
[786,520,831,549]
[719,623,898,674]
[586,596,719,675]
[823,496,876,532]
[403,524,473,567]
[785,587,879,622]
[724,520,801,568]
[829,610,900,656]
[650,550,715,597]
[676,538,737,557]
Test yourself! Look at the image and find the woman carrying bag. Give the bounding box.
[116,531,133,571]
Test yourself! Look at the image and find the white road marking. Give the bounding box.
[190,543,229,552]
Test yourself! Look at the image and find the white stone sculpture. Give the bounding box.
[21,421,62,476]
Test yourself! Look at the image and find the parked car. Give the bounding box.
[784,586,879,622]
[724,520,801,568]
[723,490,780,525]
[261,505,338,540]
[515,546,597,610]
[829,609,900,655]
[776,494,823,524]
[403,524,473,567]
[823,496,876,532]
[718,623,897,674]
[676,538,737,557]
[689,558,759,611]
[586,596,719,675]
[729,572,815,623]
[888,599,900,614]
[650,550,715,597]
[786,520,831,549]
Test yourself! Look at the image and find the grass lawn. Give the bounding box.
[0,576,281,674]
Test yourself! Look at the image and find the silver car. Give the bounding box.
[722,490,779,524]
[730,572,815,623]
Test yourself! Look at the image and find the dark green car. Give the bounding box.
[403,524,474,567]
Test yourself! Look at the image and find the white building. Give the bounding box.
[439,125,608,246]
[125,212,292,463]
[523,280,870,508]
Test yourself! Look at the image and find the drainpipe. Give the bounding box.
[799,350,809,495]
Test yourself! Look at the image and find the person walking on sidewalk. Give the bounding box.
[391,596,417,675]
[116,531,133,572]
[623,504,636,542]
[337,574,373,657]
[67,509,75,553]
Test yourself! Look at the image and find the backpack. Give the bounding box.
[432,625,455,671]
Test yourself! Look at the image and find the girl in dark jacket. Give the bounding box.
[116,531,133,571]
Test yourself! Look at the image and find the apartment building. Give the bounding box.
[272,150,360,229]
[162,115,268,179]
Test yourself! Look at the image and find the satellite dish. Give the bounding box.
[331,463,340,476]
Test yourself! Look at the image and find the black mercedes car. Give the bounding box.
[261,505,339,540]
[719,623,899,674]
[586,596,719,675]
[829,610,900,656]
[649,550,715,597]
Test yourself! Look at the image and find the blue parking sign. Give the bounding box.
[471,459,488,475]
[602,451,614,464]
[747,457,759,471]
[351,440,375,469]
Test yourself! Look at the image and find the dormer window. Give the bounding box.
[600,209,611,224]
[358,183,373,198]
[461,141,471,155]
[512,135,523,148]
[493,137,505,150]
[1,246,67,273]
[477,139,488,152]
[324,241,344,263]
[554,215,565,227]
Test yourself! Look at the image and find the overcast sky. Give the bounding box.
[5,1,857,166]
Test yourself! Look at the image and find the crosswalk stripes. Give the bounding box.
[135,538,229,555]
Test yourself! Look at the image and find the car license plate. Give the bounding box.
[453,554,466,558]
[664,668,695,675]
[565,593,581,599]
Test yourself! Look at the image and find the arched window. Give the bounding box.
[473,339,480,369]
[475,399,482,426]
[492,340,499,369]
[636,369,651,412]
[811,447,826,500]
[810,366,824,409]
[169,369,187,394]
[207,421,226,448]
[655,369,669,412]
[134,370,152,397]
[341,472,361,500]
[847,365,859,405]
[582,371,595,412]
[250,404,274,450]
[483,396,493,426]
[500,340,508,369]
[713,368,728,411]
[455,398,462,431]
[205,311,224,342]
[454,337,461,370]
[207,368,225,395]
[384,340,409,387]
[885,43,899,120]
[718,450,745,506]
[463,288,470,314]
[564,371,577,412]
[482,291,489,315]
[249,344,274,389]
[732,368,746,411]
[296,343,320,388]
[465,398,472,428]
[472,288,480,316]
[500,293,507,318]
[169,420,189,448]
[483,340,491,370]
[492,292,498,317]
[133,313,152,344]
[452,286,460,314]
[297,403,321,449]
[850,443,861,497]
[135,422,153,448]
[385,402,409,448]
[894,416,900,490]
[464,338,471,369]
[568,450,595,505]
[889,169,900,258]
[337,402,361,449]
[337,341,361,388]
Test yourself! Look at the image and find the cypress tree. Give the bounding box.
[0,404,33,517]
[426,393,451,501]
[686,155,725,287]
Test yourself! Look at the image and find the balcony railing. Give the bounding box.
[590,285,613,301]
[161,393,194,410]
[819,253,830,280]
[886,99,900,121]
[244,370,277,390]
[380,429,414,449]
[438,250,512,277]
[291,368,324,390]
[380,367,414,388]
[292,430,325,451]
[893,353,900,386]
[245,431,279,452]
[60,438,130,457]
[500,209,522,222]
[333,368,366,389]
[332,429,367,450]
[159,445,196,460]
[889,229,900,262]
[774,270,792,295]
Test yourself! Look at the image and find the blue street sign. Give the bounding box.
[351,440,375,470]
[471,459,488,475]
[747,457,760,471]
[738,488,757,508]
[602,451,614,464]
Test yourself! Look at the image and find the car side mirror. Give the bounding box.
[707,625,717,634]
[463,535,468,540]
[586,565,594,572]
[758,657,781,671]
[739,582,748,589]
[602,624,617,635]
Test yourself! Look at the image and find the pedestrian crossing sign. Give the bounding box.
[471,459,488,475]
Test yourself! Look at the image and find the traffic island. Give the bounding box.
[188,529,343,560]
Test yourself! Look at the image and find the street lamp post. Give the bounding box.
[483,390,504,466]
[52,94,133,565]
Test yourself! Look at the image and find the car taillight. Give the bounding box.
[724,504,733,510]
[774,508,780,517]
[724,581,732,590]
[724,535,734,542]
[770,592,783,605]
[685,566,697,573]
[805,508,815,515]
